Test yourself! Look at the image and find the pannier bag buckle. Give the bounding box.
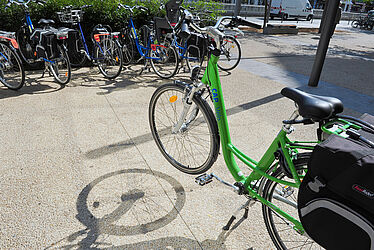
[308,176,326,193]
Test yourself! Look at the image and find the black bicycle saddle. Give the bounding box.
[281,87,344,120]
[38,19,55,26]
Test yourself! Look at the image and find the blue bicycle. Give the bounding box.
[0,32,25,90]
[8,0,71,85]
[118,4,179,79]
[57,5,123,79]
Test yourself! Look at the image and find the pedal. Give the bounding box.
[195,173,213,186]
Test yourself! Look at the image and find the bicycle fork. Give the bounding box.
[172,82,205,134]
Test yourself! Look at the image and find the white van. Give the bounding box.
[270,0,314,20]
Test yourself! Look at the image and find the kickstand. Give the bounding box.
[223,198,254,231]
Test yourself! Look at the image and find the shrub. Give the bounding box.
[0,0,223,32]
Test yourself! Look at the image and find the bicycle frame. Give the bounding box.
[127,18,162,61]
[200,53,319,233]
[20,9,62,65]
[75,22,106,61]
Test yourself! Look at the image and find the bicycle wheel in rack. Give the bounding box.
[261,153,323,249]
[217,35,241,72]
[186,44,204,72]
[149,82,220,175]
[95,38,123,79]
[120,28,134,66]
[67,33,87,67]
[150,44,179,79]
[49,44,71,85]
[0,42,25,90]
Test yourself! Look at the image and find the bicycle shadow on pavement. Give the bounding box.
[46,168,253,249]
[0,72,65,100]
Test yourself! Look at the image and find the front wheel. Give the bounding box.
[0,42,25,90]
[261,153,323,249]
[49,44,71,85]
[149,82,220,175]
[95,38,123,79]
[351,20,359,28]
[150,45,179,79]
[217,35,241,72]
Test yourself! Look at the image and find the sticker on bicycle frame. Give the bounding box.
[211,89,219,103]
[169,95,178,103]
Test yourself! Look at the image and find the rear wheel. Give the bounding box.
[120,29,135,66]
[261,153,323,249]
[150,44,179,79]
[67,34,87,67]
[217,35,241,71]
[351,20,359,28]
[185,44,204,72]
[49,44,71,85]
[149,82,220,174]
[0,42,25,90]
[95,38,123,79]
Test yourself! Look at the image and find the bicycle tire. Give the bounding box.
[67,33,87,67]
[95,38,123,79]
[217,35,241,72]
[120,29,135,66]
[49,44,71,85]
[261,153,323,249]
[351,20,359,28]
[150,44,179,79]
[0,42,25,90]
[149,82,220,175]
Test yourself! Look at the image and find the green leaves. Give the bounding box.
[0,0,223,32]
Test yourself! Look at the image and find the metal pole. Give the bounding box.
[308,0,340,87]
[263,0,268,29]
[234,0,242,17]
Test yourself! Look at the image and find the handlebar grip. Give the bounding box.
[36,0,47,5]
[137,6,148,12]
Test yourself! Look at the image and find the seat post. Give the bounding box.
[283,109,299,134]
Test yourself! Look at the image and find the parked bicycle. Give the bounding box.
[117,4,179,79]
[57,5,123,79]
[157,0,242,72]
[7,0,71,85]
[149,25,372,249]
[351,15,374,30]
[0,31,25,90]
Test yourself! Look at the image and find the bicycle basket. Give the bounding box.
[57,9,83,24]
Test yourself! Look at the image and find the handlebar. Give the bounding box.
[6,0,46,8]
[117,4,148,13]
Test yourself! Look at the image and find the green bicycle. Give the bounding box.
[149,27,365,249]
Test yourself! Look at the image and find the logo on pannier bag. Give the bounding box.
[352,184,374,199]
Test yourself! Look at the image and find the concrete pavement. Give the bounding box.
[0,29,373,249]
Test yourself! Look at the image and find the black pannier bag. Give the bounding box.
[66,30,80,54]
[31,29,58,59]
[298,113,374,250]
[186,33,206,59]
